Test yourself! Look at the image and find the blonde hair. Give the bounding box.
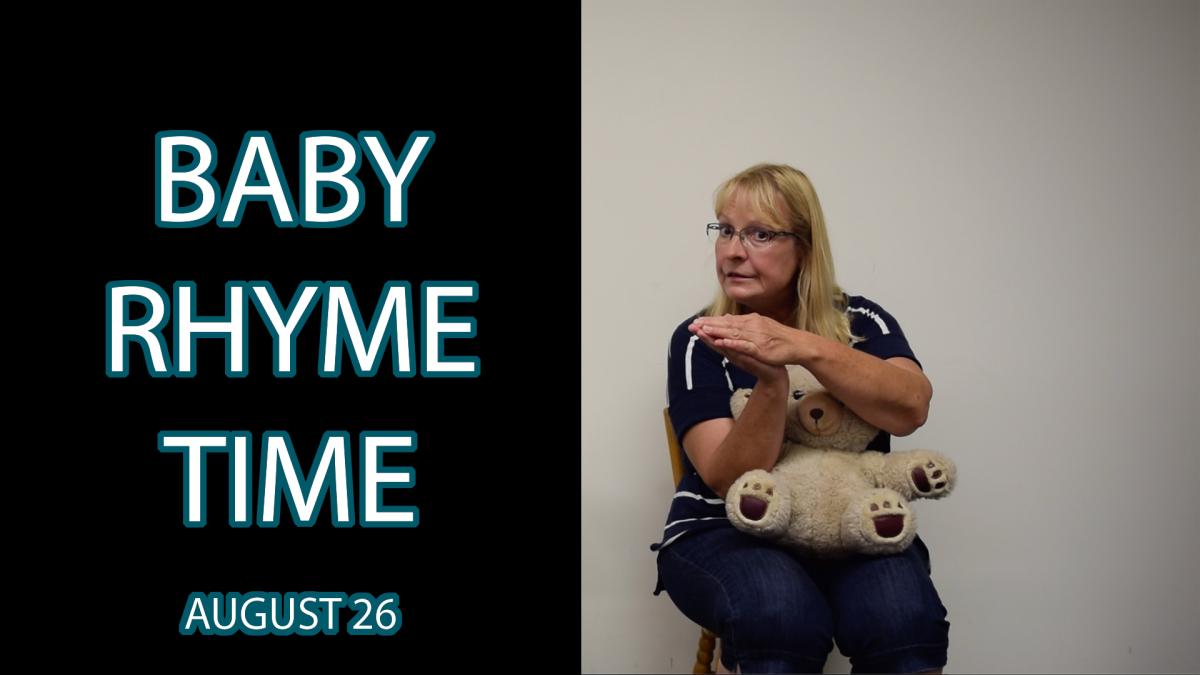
[703,163,857,346]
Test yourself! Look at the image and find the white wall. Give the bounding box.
[581,1,1200,672]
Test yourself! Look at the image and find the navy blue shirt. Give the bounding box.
[652,295,921,552]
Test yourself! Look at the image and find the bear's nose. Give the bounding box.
[809,409,824,421]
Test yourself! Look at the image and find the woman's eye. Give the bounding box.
[719,224,735,236]
[750,229,772,242]
[792,390,805,400]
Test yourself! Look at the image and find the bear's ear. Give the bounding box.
[785,364,822,393]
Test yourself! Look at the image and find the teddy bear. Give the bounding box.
[725,364,956,558]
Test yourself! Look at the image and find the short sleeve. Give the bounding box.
[666,317,736,442]
[846,296,922,369]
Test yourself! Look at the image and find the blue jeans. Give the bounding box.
[655,527,949,673]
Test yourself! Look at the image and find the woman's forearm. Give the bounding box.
[707,376,790,497]
[797,334,931,436]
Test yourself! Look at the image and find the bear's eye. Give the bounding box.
[792,390,805,400]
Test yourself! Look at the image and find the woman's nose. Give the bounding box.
[723,234,749,258]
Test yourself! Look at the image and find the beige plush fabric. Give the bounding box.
[726,365,956,558]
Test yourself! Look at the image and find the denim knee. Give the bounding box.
[825,541,950,673]
[657,530,834,673]
[726,559,833,672]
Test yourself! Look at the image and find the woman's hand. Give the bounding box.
[689,313,811,367]
[689,316,789,386]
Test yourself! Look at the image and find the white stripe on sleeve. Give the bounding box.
[684,335,699,390]
[848,306,890,335]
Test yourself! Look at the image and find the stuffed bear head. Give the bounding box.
[730,364,879,451]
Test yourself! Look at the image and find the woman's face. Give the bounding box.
[715,190,803,316]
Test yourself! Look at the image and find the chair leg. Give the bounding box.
[693,628,717,674]
[714,639,732,674]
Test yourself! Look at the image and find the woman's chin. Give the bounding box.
[722,284,757,304]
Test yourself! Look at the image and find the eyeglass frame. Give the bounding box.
[706,222,803,250]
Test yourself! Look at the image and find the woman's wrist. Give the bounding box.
[755,365,790,390]
[788,326,821,366]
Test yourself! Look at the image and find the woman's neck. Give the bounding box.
[738,303,796,326]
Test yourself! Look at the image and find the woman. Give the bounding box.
[653,164,949,673]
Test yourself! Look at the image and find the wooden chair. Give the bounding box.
[663,408,720,674]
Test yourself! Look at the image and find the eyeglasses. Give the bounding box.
[706,223,801,250]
